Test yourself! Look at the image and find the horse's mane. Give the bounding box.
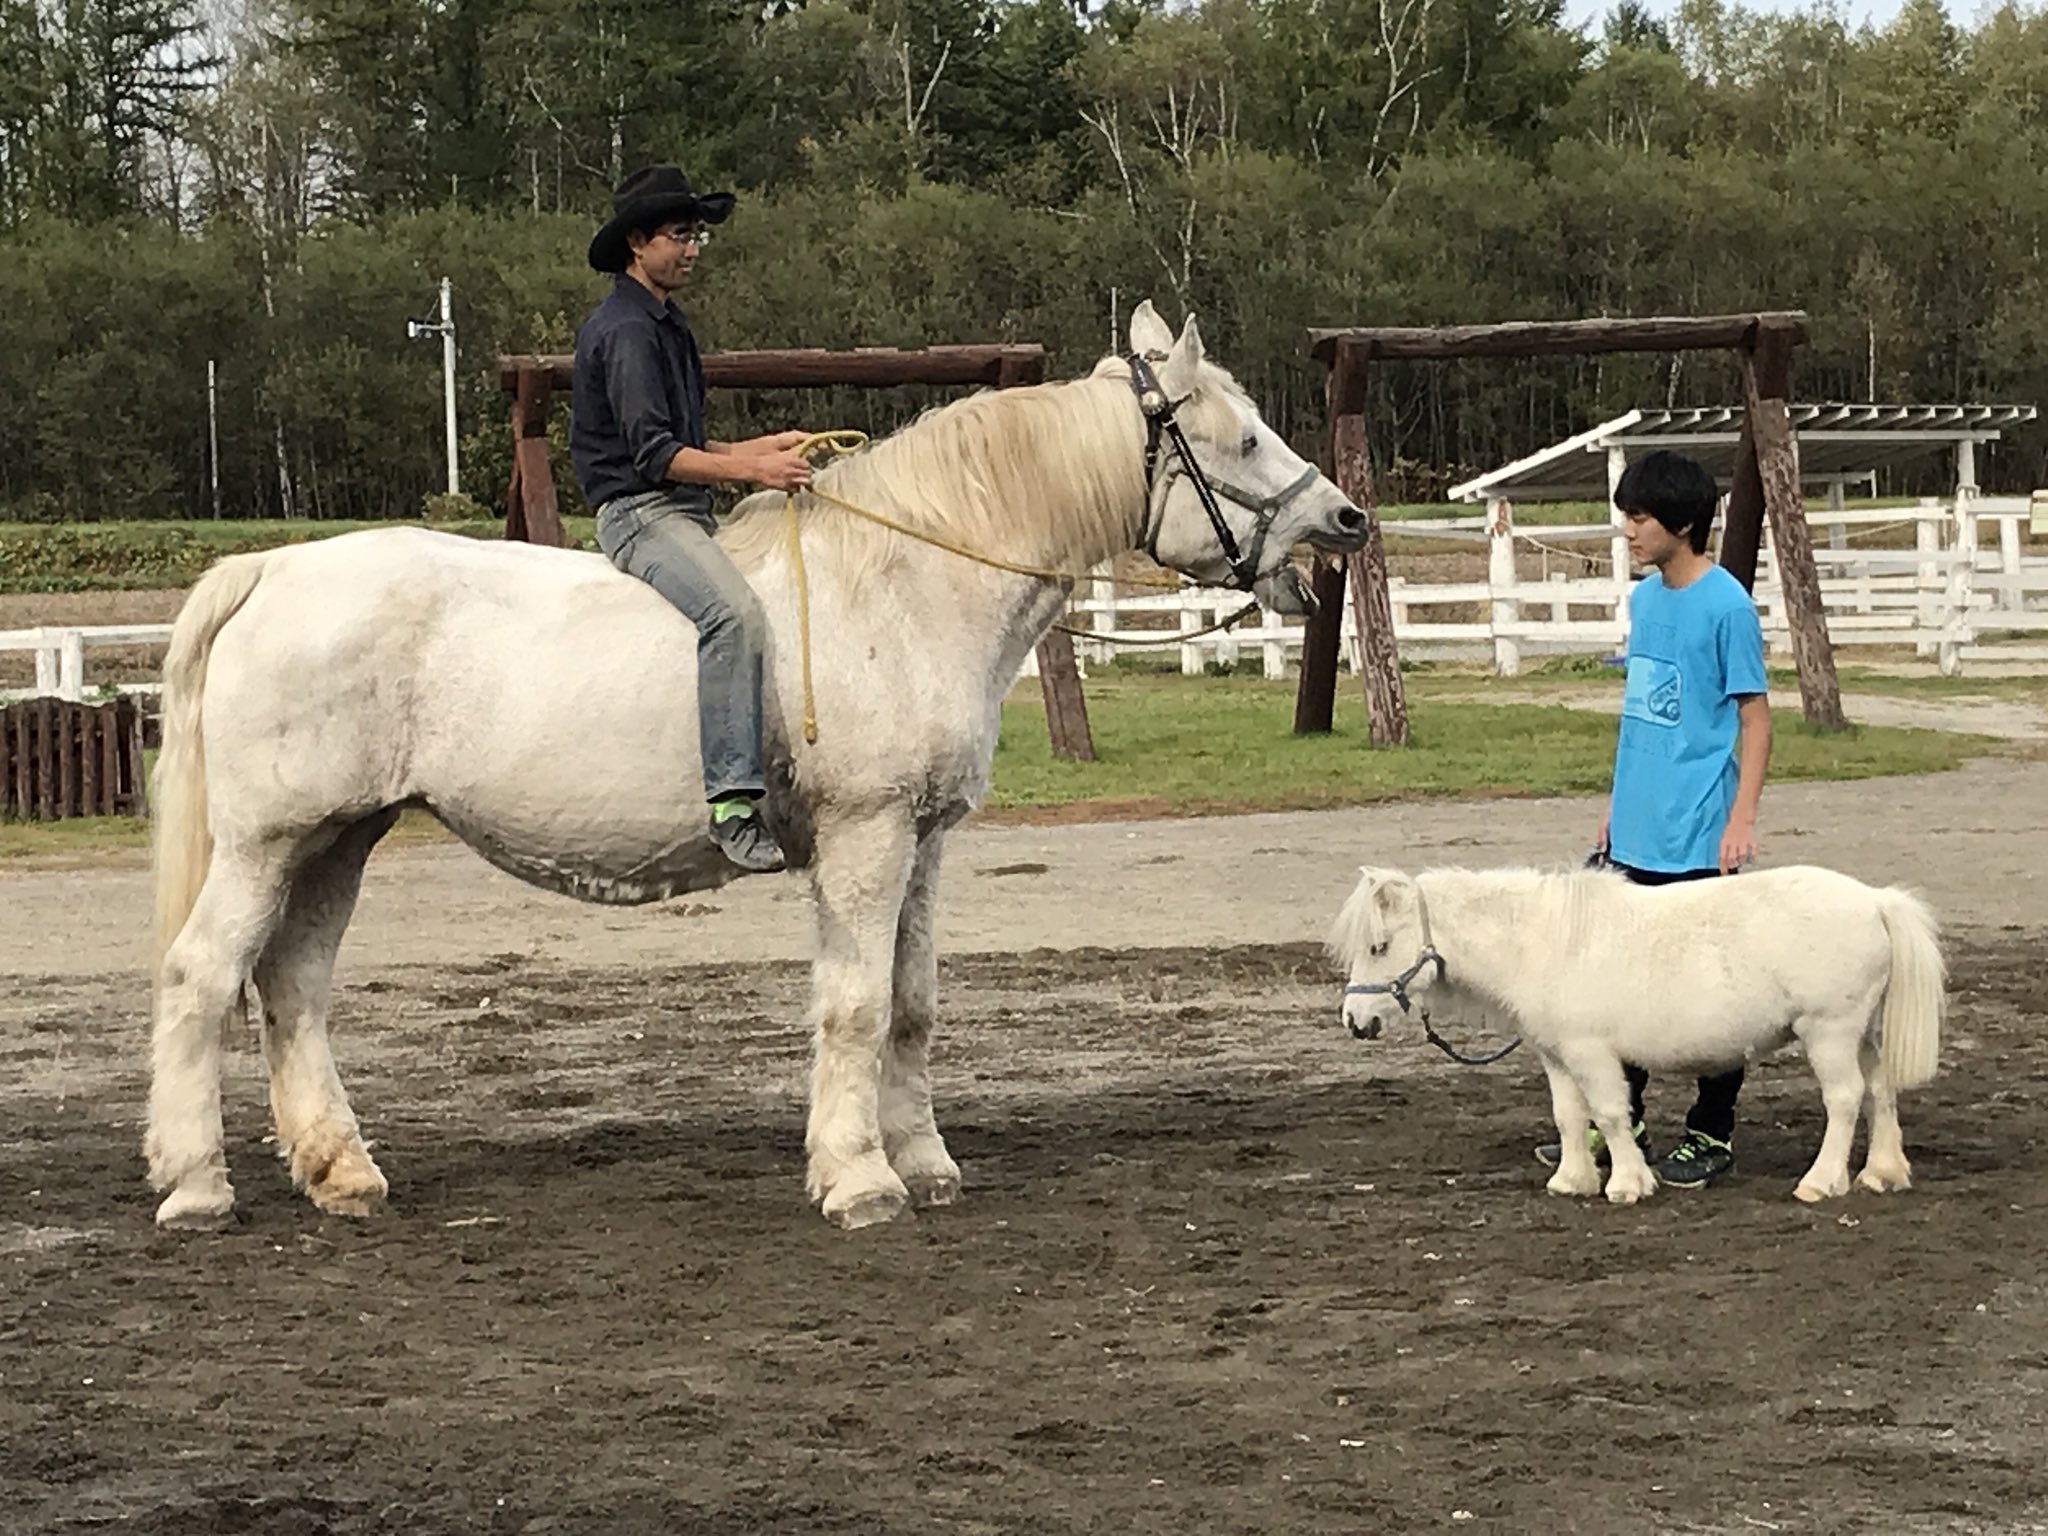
[718,355,1251,585]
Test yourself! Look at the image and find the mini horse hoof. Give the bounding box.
[827,1189,910,1231]
[906,1175,961,1209]
[155,1185,236,1231]
[1855,1167,1912,1194]
[1794,1179,1847,1203]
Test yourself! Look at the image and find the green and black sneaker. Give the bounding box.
[1534,1122,1652,1171]
[1653,1130,1735,1188]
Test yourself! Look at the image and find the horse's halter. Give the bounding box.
[1126,352,1320,592]
[1340,885,1521,1065]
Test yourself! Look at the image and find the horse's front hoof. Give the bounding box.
[1604,1172,1657,1205]
[1545,1168,1601,1198]
[301,1143,389,1218]
[155,1181,236,1231]
[1794,1176,1848,1203]
[827,1188,910,1230]
[905,1175,960,1208]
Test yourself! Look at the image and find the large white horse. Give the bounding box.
[144,301,1369,1231]
[1328,864,1946,1204]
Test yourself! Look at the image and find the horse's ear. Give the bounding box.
[1128,300,1173,360]
[1157,313,1205,401]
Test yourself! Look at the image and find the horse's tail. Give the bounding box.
[1875,885,1945,1090]
[152,552,269,967]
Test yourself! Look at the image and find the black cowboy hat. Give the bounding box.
[587,165,736,274]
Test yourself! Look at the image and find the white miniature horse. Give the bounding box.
[144,301,1370,1231]
[1328,864,1946,1204]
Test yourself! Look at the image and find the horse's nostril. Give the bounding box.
[1338,505,1367,533]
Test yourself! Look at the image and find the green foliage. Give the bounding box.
[4,0,2048,528]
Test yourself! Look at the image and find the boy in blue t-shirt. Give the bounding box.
[1534,450,1772,1188]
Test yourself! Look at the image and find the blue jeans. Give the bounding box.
[595,490,770,803]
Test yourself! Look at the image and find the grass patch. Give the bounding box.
[983,673,1992,819]
[0,517,599,593]
[0,675,2000,863]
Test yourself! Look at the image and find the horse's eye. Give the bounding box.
[1240,433,1258,456]
[1370,941,1390,957]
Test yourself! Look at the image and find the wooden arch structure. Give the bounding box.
[494,342,1097,761]
[1294,313,1846,744]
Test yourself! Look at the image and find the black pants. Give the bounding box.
[1614,862,1745,1143]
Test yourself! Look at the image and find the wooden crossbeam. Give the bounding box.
[1307,313,1809,364]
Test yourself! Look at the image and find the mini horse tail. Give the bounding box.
[1875,886,1945,1090]
[152,551,270,967]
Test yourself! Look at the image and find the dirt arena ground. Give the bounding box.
[4,761,2048,1534]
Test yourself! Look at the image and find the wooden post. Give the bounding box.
[1331,346,1408,745]
[1292,553,1349,733]
[504,366,564,547]
[1296,340,1407,743]
[1741,333,1845,730]
[1720,322,1795,590]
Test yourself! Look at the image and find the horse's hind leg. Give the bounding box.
[146,844,292,1229]
[881,828,961,1208]
[254,815,394,1217]
[1794,1023,1867,1202]
[1854,1039,1913,1194]
[804,810,917,1229]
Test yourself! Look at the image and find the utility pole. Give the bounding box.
[407,277,460,495]
[207,359,221,518]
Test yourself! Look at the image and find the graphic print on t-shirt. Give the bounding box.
[1623,654,1682,726]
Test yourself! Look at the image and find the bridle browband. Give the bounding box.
[1124,351,1320,593]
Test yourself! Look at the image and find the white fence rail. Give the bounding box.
[0,625,172,703]
[5,497,2043,701]
[1028,495,2048,679]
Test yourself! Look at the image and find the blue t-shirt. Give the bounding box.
[1608,565,1768,873]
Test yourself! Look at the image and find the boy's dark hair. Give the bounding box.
[1613,450,1720,555]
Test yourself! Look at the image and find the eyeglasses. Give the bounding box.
[660,226,710,247]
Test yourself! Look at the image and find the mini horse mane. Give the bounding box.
[1326,864,1623,976]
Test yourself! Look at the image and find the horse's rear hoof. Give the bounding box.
[828,1190,909,1230]
[156,1184,235,1231]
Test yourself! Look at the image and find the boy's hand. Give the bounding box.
[1719,815,1758,874]
[741,449,812,492]
[763,430,810,452]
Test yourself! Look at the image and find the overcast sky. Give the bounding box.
[1556,0,1945,35]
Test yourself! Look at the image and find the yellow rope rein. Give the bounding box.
[779,430,1255,744]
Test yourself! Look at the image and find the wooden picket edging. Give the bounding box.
[0,696,147,821]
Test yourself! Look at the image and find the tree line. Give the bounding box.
[1,0,2043,523]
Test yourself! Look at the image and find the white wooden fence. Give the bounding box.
[6,496,2043,701]
[0,625,171,703]
[1029,495,2048,679]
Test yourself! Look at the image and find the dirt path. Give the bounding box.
[6,758,2045,981]
[4,767,2047,1533]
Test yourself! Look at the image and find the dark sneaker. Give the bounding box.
[1653,1130,1735,1188]
[1534,1122,1651,1170]
[708,802,786,874]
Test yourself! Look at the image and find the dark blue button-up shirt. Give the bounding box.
[569,276,712,514]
